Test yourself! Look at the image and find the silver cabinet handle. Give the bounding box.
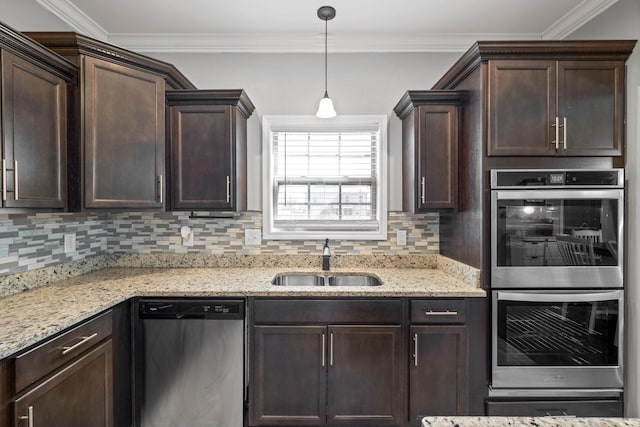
[563,117,567,149]
[61,332,98,355]
[321,333,326,367]
[1,159,6,201]
[552,116,560,150]
[157,175,163,204]
[425,310,458,316]
[19,406,33,427]
[420,176,426,205]
[413,333,418,367]
[226,175,231,204]
[329,332,334,366]
[14,160,18,200]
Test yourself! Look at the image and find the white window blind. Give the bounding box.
[263,116,387,240]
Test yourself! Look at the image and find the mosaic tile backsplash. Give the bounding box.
[0,211,439,278]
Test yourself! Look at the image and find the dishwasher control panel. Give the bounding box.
[139,299,245,319]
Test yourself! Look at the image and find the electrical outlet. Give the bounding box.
[64,233,76,253]
[396,230,407,246]
[245,229,261,246]
[180,226,194,247]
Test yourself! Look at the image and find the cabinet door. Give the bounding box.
[557,61,624,156]
[251,326,326,426]
[409,325,467,424]
[1,50,67,208]
[487,60,556,156]
[417,105,458,210]
[12,340,112,427]
[83,56,164,209]
[327,325,402,426]
[169,105,234,210]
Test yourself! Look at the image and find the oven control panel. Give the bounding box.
[491,169,623,189]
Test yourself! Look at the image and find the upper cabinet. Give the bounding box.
[488,59,625,156]
[432,40,636,159]
[166,90,255,211]
[394,91,462,211]
[25,32,195,210]
[0,22,75,210]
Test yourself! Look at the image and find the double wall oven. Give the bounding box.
[489,169,624,397]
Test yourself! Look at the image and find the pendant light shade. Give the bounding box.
[316,6,336,118]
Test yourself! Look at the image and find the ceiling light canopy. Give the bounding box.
[316,5,336,119]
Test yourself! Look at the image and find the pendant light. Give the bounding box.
[316,6,337,118]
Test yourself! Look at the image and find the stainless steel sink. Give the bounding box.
[271,274,325,286]
[271,273,382,287]
[327,274,382,287]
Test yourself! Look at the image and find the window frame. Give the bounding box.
[262,115,388,240]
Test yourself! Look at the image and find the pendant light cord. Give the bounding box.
[324,18,328,96]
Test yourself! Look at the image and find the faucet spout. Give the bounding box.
[322,238,331,270]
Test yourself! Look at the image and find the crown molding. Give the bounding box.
[36,0,108,40]
[107,32,541,54]
[542,0,619,40]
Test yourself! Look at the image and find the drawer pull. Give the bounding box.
[61,332,98,355]
[19,406,33,427]
[226,175,231,203]
[425,310,458,316]
[413,333,418,367]
[321,333,326,367]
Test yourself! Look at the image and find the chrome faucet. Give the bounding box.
[322,238,331,271]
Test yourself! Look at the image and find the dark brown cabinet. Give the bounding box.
[0,23,73,211]
[250,299,404,427]
[25,32,195,210]
[408,300,468,425]
[253,326,326,425]
[82,56,165,209]
[394,91,461,211]
[1,310,116,427]
[488,59,625,157]
[327,325,402,425]
[166,90,255,211]
[12,341,112,427]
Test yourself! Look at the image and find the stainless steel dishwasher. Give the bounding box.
[139,298,245,427]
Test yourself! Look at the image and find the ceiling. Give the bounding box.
[25,0,620,52]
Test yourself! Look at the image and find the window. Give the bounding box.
[262,116,387,240]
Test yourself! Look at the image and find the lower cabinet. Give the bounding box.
[250,299,404,426]
[408,300,469,425]
[12,341,112,427]
[0,305,131,427]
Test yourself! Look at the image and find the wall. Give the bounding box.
[566,0,640,416]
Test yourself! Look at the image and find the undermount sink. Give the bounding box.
[271,274,325,286]
[271,273,382,287]
[327,275,382,287]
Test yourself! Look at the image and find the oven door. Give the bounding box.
[491,189,623,288]
[492,290,623,390]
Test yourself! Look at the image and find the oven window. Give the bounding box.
[497,299,619,367]
[495,198,619,267]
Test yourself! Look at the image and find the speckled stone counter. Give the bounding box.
[422,417,640,426]
[0,258,483,359]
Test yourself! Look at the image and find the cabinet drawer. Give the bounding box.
[410,299,466,324]
[486,399,623,417]
[253,299,403,324]
[14,310,112,392]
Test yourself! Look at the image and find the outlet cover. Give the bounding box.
[64,233,76,253]
[396,230,407,246]
[245,229,261,246]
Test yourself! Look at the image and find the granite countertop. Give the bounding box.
[423,417,640,426]
[0,260,484,359]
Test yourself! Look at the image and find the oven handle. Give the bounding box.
[493,189,624,200]
[497,290,623,303]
